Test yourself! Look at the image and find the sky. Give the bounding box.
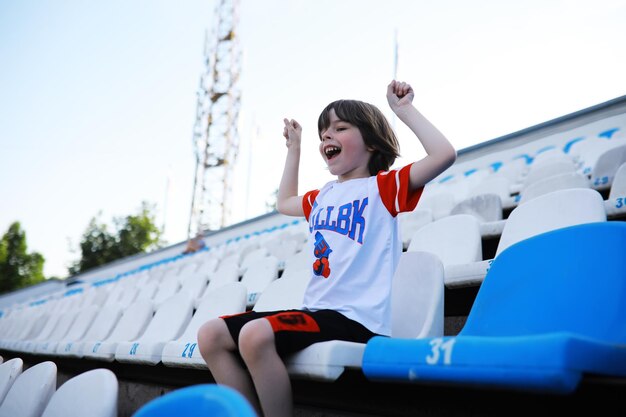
[1,0,625,279]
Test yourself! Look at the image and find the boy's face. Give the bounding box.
[319,109,372,182]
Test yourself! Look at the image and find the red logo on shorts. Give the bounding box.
[266,312,321,332]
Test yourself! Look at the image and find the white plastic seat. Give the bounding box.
[284,251,444,381]
[398,208,433,250]
[605,162,626,218]
[450,193,503,222]
[115,286,141,308]
[134,281,159,303]
[0,358,23,405]
[494,157,527,184]
[42,305,99,356]
[115,290,194,365]
[0,308,47,352]
[590,143,626,189]
[523,159,577,188]
[497,188,606,256]
[196,254,219,275]
[201,259,240,297]
[574,137,625,176]
[237,241,261,264]
[0,361,56,417]
[445,188,607,288]
[609,162,626,199]
[56,303,123,357]
[518,172,591,205]
[240,255,280,308]
[531,148,570,166]
[78,286,110,309]
[468,175,511,202]
[266,233,299,254]
[280,250,309,279]
[152,277,182,309]
[179,269,210,308]
[407,214,483,267]
[82,299,154,362]
[240,247,269,274]
[12,310,64,353]
[40,369,118,417]
[33,309,80,355]
[417,191,455,220]
[101,281,126,308]
[253,274,309,312]
[161,283,247,369]
[176,262,199,280]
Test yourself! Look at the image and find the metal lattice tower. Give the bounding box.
[188,0,241,237]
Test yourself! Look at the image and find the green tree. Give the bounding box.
[0,222,45,294]
[69,202,165,276]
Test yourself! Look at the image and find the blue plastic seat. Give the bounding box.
[362,221,626,394]
[132,384,257,417]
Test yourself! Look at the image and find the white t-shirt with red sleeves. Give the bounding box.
[300,163,423,336]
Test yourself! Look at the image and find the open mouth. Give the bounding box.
[324,146,341,160]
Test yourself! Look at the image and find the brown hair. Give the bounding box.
[318,99,400,175]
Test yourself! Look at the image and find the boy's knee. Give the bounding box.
[239,319,275,363]
[197,319,228,356]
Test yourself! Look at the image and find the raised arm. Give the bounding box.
[387,80,457,191]
[276,118,305,216]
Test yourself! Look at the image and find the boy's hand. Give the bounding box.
[283,118,302,149]
[387,80,414,113]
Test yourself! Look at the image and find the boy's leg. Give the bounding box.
[239,319,293,417]
[197,318,262,415]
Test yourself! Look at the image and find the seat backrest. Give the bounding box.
[592,143,626,188]
[450,193,503,222]
[518,172,591,205]
[240,256,280,306]
[43,309,79,341]
[494,157,527,183]
[178,283,247,340]
[138,291,194,343]
[134,281,159,303]
[468,176,511,201]
[240,247,270,273]
[116,286,140,308]
[204,258,240,294]
[0,358,23,405]
[101,281,125,308]
[61,305,100,341]
[30,310,64,342]
[576,138,626,175]
[104,299,154,342]
[80,303,124,341]
[407,214,482,266]
[179,269,210,301]
[40,369,118,417]
[496,188,607,257]
[281,250,309,279]
[253,275,309,312]
[609,162,626,200]
[462,222,626,343]
[0,361,56,417]
[265,236,299,264]
[398,208,433,249]
[417,192,455,220]
[152,278,182,308]
[196,255,219,275]
[523,159,576,187]
[391,251,444,338]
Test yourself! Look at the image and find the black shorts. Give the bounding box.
[220,309,378,357]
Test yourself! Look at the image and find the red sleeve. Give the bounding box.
[376,164,424,217]
[301,189,320,221]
